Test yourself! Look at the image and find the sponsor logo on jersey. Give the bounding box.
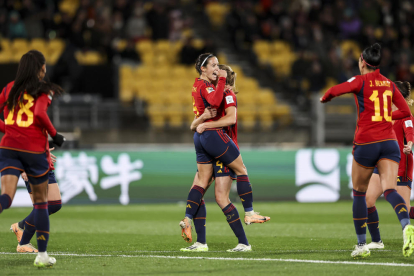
[226,96,234,104]
[206,87,215,94]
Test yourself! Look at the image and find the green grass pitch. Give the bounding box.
[1,201,414,275]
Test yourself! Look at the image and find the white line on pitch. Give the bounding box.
[0,252,412,267]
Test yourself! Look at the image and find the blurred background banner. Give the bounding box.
[10,147,412,207]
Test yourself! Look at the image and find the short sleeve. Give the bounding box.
[224,93,237,109]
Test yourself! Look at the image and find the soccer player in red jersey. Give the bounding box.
[10,143,62,253]
[0,50,65,267]
[321,43,414,258]
[364,81,414,250]
[181,65,270,252]
[181,55,264,252]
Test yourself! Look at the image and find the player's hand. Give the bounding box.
[52,132,66,147]
[197,123,207,134]
[218,69,227,78]
[21,171,28,182]
[203,107,217,119]
[403,142,413,154]
[320,96,329,103]
[49,147,57,163]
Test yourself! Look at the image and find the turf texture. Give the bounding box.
[1,201,414,275]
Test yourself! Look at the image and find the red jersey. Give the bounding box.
[192,77,226,122]
[222,89,238,149]
[393,115,414,180]
[0,81,57,153]
[321,69,411,144]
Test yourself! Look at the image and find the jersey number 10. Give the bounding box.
[369,90,392,122]
[5,94,34,127]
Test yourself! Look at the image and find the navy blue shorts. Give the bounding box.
[0,149,49,184]
[353,140,400,169]
[25,171,57,194]
[194,129,240,165]
[213,160,237,180]
[372,167,412,189]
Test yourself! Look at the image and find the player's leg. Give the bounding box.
[0,174,18,213]
[377,141,414,257]
[203,130,270,224]
[365,170,384,249]
[350,154,374,258]
[47,171,62,214]
[215,176,251,252]
[181,172,211,251]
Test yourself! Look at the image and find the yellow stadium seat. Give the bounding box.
[0,51,11,63]
[259,115,273,131]
[155,40,171,53]
[272,40,290,53]
[205,3,229,27]
[136,40,153,54]
[192,39,204,50]
[30,39,47,52]
[253,41,270,56]
[0,39,11,51]
[75,51,104,65]
[115,39,128,51]
[119,88,135,102]
[257,90,276,106]
[48,39,65,54]
[11,39,29,53]
[341,40,361,60]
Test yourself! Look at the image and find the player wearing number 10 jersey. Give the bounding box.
[321,43,414,258]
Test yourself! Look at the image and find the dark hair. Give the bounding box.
[7,50,63,111]
[195,53,215,75]
[395,81,413,106]
[218,64,238,94]
[361,43,381,70]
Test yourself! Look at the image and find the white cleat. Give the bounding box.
[180,242,208,252]
[351,244,370,258]
[34,252,56,268]
[366,241,384,249]
[227,243,252,252]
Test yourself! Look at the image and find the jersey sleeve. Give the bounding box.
[203,77,226,108]
[224,92,237,109]
[402,118,414,143]
[34,94,57,137]
[392,84,411,120]
[321,76,363,102]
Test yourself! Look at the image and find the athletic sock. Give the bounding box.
[48,200,62,215]
[353,189,367,244]
[33,202,49,252]
[410,207,414,219]
[222,203,249,245]
[193,199,206,244]
[185,185,205,220]
[384,189,410,229]
[0,194,12,214]
[18,219,25,230]
[20,209,35,245]
[367,206,381,242]
[237,175,253,212]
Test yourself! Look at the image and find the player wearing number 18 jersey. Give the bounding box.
[321,43,414,258]
[0,50,65,267]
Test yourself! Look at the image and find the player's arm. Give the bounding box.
[392,85,411,120]
[197,106,236,133]
[190,107,217,131]
[402,118,414,154]
[320,76,363,103]
[205,74,226,107]
[35,93,65,146]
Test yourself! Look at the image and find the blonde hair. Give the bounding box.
[218,64,238,94]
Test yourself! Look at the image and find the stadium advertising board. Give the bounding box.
[7,149,414,206]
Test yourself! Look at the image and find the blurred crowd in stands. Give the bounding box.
[224,0,414,102]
